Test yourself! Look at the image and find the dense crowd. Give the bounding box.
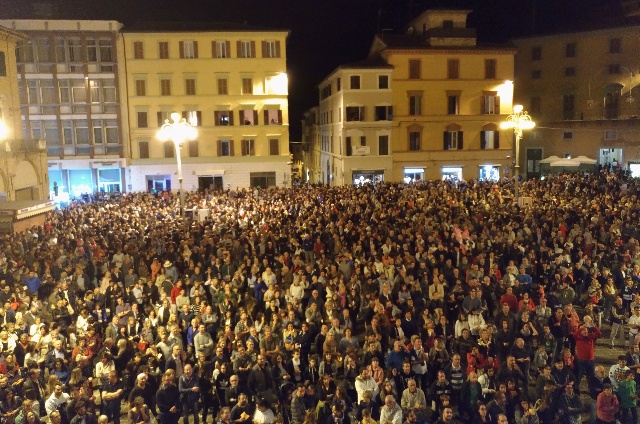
[1,170,640,424]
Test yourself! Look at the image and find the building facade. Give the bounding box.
[301,107,320,184]
[0,24,48,201]
[372,10,516,183]
[122,23,290,191]
[0,19,126,200]
[512,18,640,178]
[315,61,394,186]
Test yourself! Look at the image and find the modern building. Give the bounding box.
[512,9,640,178]
[372,10,517,183]
[0,23,48,201]
[316,59,394,185]
[121,22,290,191]
[0,19,126,200]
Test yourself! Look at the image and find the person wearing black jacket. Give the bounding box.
[156,372,181,424]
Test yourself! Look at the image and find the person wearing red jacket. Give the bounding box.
[573,315,601,386]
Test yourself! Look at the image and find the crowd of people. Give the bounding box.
[0,170,640,424]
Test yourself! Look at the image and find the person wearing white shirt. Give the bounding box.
[627,306,640,348]
[380,394,403,424]
[45,383,70,415]
[355,367,379,403]
[253,399,275,424]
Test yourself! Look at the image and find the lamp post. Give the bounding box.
[157,113,197,218]
[501,105,535,201]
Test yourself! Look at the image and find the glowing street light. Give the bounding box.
[157,113,197,217]
[501,105,535,200]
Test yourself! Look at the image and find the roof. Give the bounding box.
[512,15,640,40]
[0,200,55,220]
[0,24,28,41]
[376,34,516,51]
[121,21,289,34]
[338,56,393,70]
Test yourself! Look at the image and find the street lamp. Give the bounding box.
[501,105,535,201]
[157,112,197,218]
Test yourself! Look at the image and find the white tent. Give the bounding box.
[539,155,562,164]
[573,155,597,164]
[550,158,580,167]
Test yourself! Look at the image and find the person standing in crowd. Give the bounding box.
[178,363,200,424]
[156,372,180,424]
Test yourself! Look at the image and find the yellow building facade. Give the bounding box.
[0,24,48,201]
[122,23,290,190]
[513,19,640,177]
[373,10,517,182]
[316,61,394,186]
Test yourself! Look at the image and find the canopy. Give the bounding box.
[573,155,597,164]
[539,155,562,164]
[550,158,581,167]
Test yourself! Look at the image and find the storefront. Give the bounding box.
[479,165,501,182]
[403,168,425,184]
[441,167,463,182]
[352,170,384,185]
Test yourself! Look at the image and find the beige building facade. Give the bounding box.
[122,23,290,191]
[0,24,48,201]
[513,18,640,177]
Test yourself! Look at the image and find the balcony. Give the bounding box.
[6,139,47,153]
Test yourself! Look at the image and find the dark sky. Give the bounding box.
[0,0,622,140]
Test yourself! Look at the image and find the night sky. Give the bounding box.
[0,0,623,140]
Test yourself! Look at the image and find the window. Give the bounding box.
[447,95,459,115]
[240,110,257,125]
[74,120,90,145]
[188,140,198,157]
[409,95,421,116]
[604,130,618,140]
[610,38,621,53]
[609,64,621,74]
[0,52,6,77]
[180,41,198,59]
[218,139,233,156]
[336,78,341,91]
[133,41,144,59]
[481,93,499,114]
[409,60,421,79]
[565,67,576,77]
[217,78,228,95]
[214,41,230,58]
[350,75,361,89]
[566,42,576,58]
[135,79,146,96]
[241,139,255,156]
[346,137,352,156]
[532,46,542,61]
[58,80,70,103]
[92,119,118,144]
[409,131,421,151]
[250,172,276,189]
[443,20,453,28]
[164,141,174,158]
[214,111,233,126]
[262,40,280,58]
[447,59,459,79]
[320,85,332,100]
[159,42,169,59]
[139,140,149,159]
[378,75,389,89]
[137,112,148,128]
[160,79,171,96]
[530,96,541,114]
[184,78,196,95]
[563,94,575,120]
[40,80,55,104]
[444,129,463,150]
[269,139,280,155]
[264,109,282,125]
[242,78,253,95]
[345,106,365,121]
[86,38,113,63]
[238,41,255,58]
[531,70,542,79]
[183,111,201,127]
[71,80,86,103]
[563,131,573,139]
[480,129,499,149]
[378,135,389,155]
[485,59,496,79]
[375,105,393,121]
[156,111,171,127]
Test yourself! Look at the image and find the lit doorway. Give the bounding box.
[599,148,623,169]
